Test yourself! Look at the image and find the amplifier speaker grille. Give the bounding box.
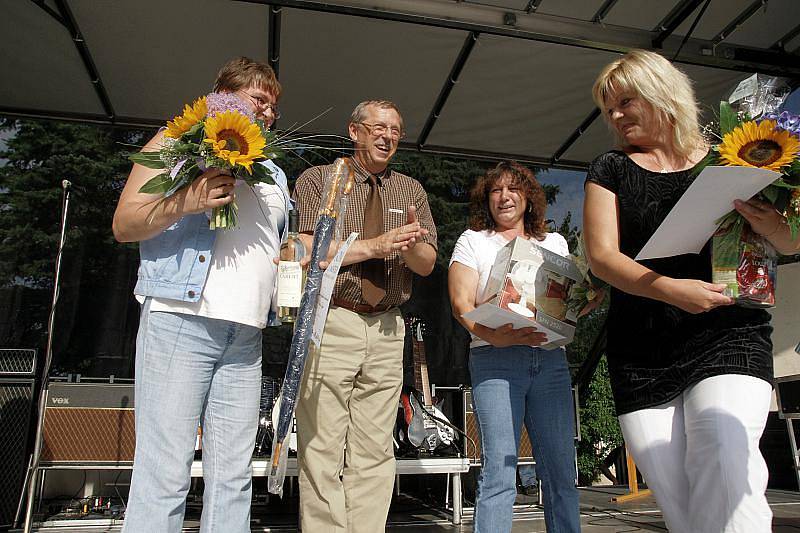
[41,408,136,463]
[463,388,533,464]
[0,349,36,376]
[0,380,35,527]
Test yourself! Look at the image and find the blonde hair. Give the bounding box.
[212,57,282,99]
[592,49,705,159]
[349,100,404,132]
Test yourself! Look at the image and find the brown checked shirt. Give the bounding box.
[292,159,437,308]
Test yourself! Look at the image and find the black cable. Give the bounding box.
[672,0,712,61]
[68,470,87,502]
[113,470,126,511]
[581,505,670,531]
[581,508,643,532]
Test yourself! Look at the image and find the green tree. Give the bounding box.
[554,211,580,252]
[0,118,147,286]
[0,118,148,373]
[565,297,622,485]
[391,152,484,267]
[575,354,623,485]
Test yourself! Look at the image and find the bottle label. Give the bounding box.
[277,261,303,307]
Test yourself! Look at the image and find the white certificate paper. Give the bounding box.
[635,166,780,260]
[311,232,358,347]
[463,303,565,344]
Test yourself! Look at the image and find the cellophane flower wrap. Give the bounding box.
[566,235,607,317]
[696,76,800,307]
[129,92,281,229]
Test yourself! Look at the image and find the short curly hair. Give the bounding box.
[212,56,282,100]
[468,161,547,240]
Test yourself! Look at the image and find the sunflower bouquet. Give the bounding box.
[130,92,280,229]
[696,84,800,307]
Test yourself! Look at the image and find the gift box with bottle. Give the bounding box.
[466,237,589,347]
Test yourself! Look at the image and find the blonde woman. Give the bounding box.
[583,50,792,532]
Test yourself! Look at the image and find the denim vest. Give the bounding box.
[134,160,293,304]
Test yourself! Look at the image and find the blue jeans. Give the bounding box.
[123,299,262,533]
[469,345,580,533]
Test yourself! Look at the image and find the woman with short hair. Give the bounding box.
[114,57,291,533]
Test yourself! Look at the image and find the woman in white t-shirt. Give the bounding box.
[449,161,579,533]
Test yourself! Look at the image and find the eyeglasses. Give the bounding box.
[358,122,404,140]
[241,91,281,119]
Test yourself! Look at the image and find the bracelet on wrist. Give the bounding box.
[763,217,788,237]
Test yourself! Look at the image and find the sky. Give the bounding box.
[538,168,586,232]
[784,87,800,113]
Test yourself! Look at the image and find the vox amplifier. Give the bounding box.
[463,388,533,464]
[463,386,580,465]
[40,383,135,464]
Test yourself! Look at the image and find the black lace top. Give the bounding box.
[586,151,773,415]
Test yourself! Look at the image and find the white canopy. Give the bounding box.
[3,0,799,169]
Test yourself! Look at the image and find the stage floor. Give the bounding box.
[24,486,800,532]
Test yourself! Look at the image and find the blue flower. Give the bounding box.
[763,111,800,137]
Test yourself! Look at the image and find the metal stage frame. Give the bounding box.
[29,455,471,529]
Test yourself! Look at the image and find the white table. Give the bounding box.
[191,456,471,525]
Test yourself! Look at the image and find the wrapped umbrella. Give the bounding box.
[268,158,355,495]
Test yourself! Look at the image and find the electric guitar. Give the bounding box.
[255,376,281,456]
[398,318,454,453]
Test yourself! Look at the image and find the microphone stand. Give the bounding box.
[17,180,73,532]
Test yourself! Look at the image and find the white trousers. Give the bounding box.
[619,374,772,533]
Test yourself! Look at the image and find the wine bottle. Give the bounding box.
[277,210,306,324]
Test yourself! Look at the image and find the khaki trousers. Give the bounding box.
[297,305,405,532]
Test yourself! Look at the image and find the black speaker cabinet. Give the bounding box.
[777,374,800,419]
[0,349,36,528]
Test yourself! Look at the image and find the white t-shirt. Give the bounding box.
[150,180,287,328]
[449,229,570,349]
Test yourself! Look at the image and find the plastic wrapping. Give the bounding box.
[321,159,356,245]
[565,235,606,318]
[705,75,799,308]
[727,74,791,119]
[712,222,778,308]
[268,158,354,496]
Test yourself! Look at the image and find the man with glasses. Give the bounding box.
[293,100,437,532]
[238,89,281,121]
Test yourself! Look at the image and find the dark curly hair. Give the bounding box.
[468,161,547,240]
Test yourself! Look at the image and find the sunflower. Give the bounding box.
[718,119,800,172]
[165,97,207,138]
[203,111,266,173]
